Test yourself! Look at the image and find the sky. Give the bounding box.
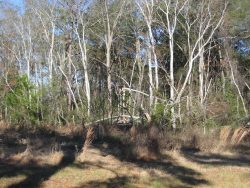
[7,0,23,7]
[1,0,24,14]
[3,0,24,9]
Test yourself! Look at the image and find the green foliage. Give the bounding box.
[202,118,218,129]
[151,103,169,125]
[237,53,250,79]
[228,0,250,35]
[224,80,245,119]
[4,75,40,125]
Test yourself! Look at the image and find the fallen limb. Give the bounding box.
[85,115,140,127]
[122,87,167,102]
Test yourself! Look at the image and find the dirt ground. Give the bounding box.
[0,125,249,188]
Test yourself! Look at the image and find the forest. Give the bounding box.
[0,0,250,187]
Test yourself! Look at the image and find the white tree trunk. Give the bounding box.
[147,46,154,109]
[103,0,125,118]
[137,0,159,94]
[75,22,91,116]
[199,44,205,105]
[227,52,248,116]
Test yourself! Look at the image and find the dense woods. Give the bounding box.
[0,0,249,128]
[0,1,250,188]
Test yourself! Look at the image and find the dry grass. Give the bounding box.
[172,151,250,188]
[220,126,234,144]
[1,147,249,188]
[231,127,246,144]
[0,125,249,188]
[220,126,250,146]
[77,127,94,162]
[238,129,250,143]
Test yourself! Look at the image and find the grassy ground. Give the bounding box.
[0,146,249,188]
[0,125,249,188]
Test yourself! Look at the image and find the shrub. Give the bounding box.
[3,75,40,126]
[151,102,170,126]
[224,80,245,120]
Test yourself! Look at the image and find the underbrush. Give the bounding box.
[1,121,249,188]
[53,122,247,160]
[1,120,249,163]
[90,123,222,161]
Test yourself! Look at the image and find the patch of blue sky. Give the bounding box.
[3,0,24,13]
[153,27,164,45]
[235,39,250,56]
[8,0,23,6]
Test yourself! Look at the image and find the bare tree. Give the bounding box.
[158,0,187,129]
[137,0,159,94]
[158,0,227,128]
[74,12,91,116]
[102,0,126,118]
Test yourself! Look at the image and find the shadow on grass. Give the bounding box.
[0,147,75,188]
[76,177,200,188]
[73,160,133,188]
[230,143,250,156]
[87,136,210,188]
[0,150,76,188]
[180,147,250,167]
[73,176,132,188]
[135,158,209,186]
[72,158,206,188]
[0,127,211,188]
[0,126,85,188]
